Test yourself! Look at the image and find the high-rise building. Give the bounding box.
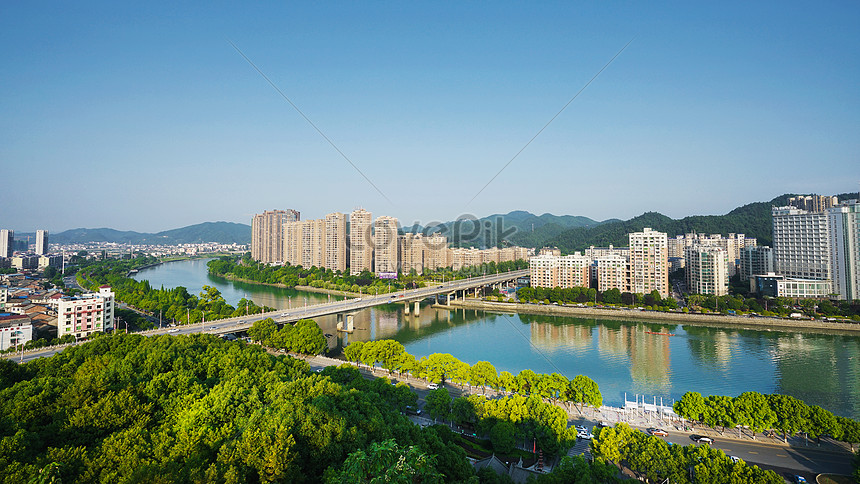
[739,246,774,281]
[685,246,729,296]
[0,230,13,258]
[828,200,860,301]
[251,209,300,264]
[425,234,448,271]
[57,286,115,339]
[373,216,399,275]
[283,219,325,268]
[772,206,831,281]
[529,253,591,289]
[399,233,426,275]
[349,209,373,275]
[788,194,838,213]
[35,230,49,255]
[325,212,347,273]
[628,228,669,297]
[593,255,629,293]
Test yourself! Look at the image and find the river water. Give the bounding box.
[134,258,860,419]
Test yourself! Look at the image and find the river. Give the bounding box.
[134,258,860,419]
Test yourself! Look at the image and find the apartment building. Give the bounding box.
[399,233,426,275]
[325,212,347,273]
[372,216,399,275]
[685,246,729,296]
[628,228,669,297]
[35,230,49,255]
[57,286,115,339]
[349,209,373,275]
[739,246,774,281]
[828,200,860,301]
[425,234,449,271]
[0,314,32,351]
[772,206,831,281]
[788,194,838,213]
[251,209,300,264]
[593,255,628,293]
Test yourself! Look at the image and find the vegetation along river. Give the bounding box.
[134,258,860,419]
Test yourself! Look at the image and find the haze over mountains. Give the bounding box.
[32,193,859,251]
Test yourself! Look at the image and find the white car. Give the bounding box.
[574,425,589,433]
[167,328,180,333]
[427,383,439,390]
[577,430,594,440]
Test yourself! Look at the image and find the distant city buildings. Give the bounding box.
[739,246,773,282]
[788,194,838,213]
[827,199,860,301]
[373,216,399,275]
[628,228,669,297]
[0,313,32,351]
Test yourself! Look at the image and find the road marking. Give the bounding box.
[776,453,787,457]
[748,451,759,454]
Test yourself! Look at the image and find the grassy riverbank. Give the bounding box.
[442,298,860,334]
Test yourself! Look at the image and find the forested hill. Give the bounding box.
[544,192,859,253]
[51,221,251,245]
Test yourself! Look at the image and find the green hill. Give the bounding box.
[51,221,251,245]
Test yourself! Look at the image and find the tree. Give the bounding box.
[451,397,476,426]
[674,391,707,422]
[327,439,443,484]
[734,392,776,438]
[468,361,497,393]
[768,394,809,442]
[489,421,517,454]
[807,405,838,443]
[248,318,278,345]
[565,375,602,411]
[425,388,452,421]
[703,395,736,433]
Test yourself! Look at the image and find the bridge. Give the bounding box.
[186,268,528,336]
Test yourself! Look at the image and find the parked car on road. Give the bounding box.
[577,430,594,440]
[691,435,714,444]
[648,428,669,437]
[427,383,439,390]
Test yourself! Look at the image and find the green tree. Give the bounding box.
[247,318,278,345]
[327,439,443,484]
[674,391,707,422]
[425,388,452,422]
[489,421,517,454]
[468,361,497,393]
[734,392,776,439]
[768,394,809,442]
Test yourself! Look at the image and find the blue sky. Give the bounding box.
[2,1,858,233]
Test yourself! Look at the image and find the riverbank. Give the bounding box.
[441,299,860,334]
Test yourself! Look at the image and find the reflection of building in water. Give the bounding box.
[774,334,860,419]
[530,322,593,352]
[597,325,672,390]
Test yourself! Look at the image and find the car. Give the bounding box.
[427,383,439,390]
[167,328,180,333]
[597,421,612,428]
[692,435,714,444]
[574,425,589,433]
[648,428,669,437]
[577,430,594,440]
[793,476,807,484]
[729,456,741,464]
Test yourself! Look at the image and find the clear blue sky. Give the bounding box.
[2,1,858,233]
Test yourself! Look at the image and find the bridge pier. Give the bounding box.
[404,302,410,315]
[413,301,420,316]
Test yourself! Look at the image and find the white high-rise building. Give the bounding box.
[0,230,13,258]
[529,253,590,289]
[349,209,373,275]
[772,206,831,281]
[828,200,860,301]
[628,228,669,297]
[685,246,729,296]
[35,230,49,255]
[399,233,426,275]
[373,216,399,275]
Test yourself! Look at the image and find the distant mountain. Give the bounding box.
[423,211,614,249]
[51,222,251,245]
[544,192,860,253]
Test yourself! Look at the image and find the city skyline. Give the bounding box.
[3,2,859,233]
